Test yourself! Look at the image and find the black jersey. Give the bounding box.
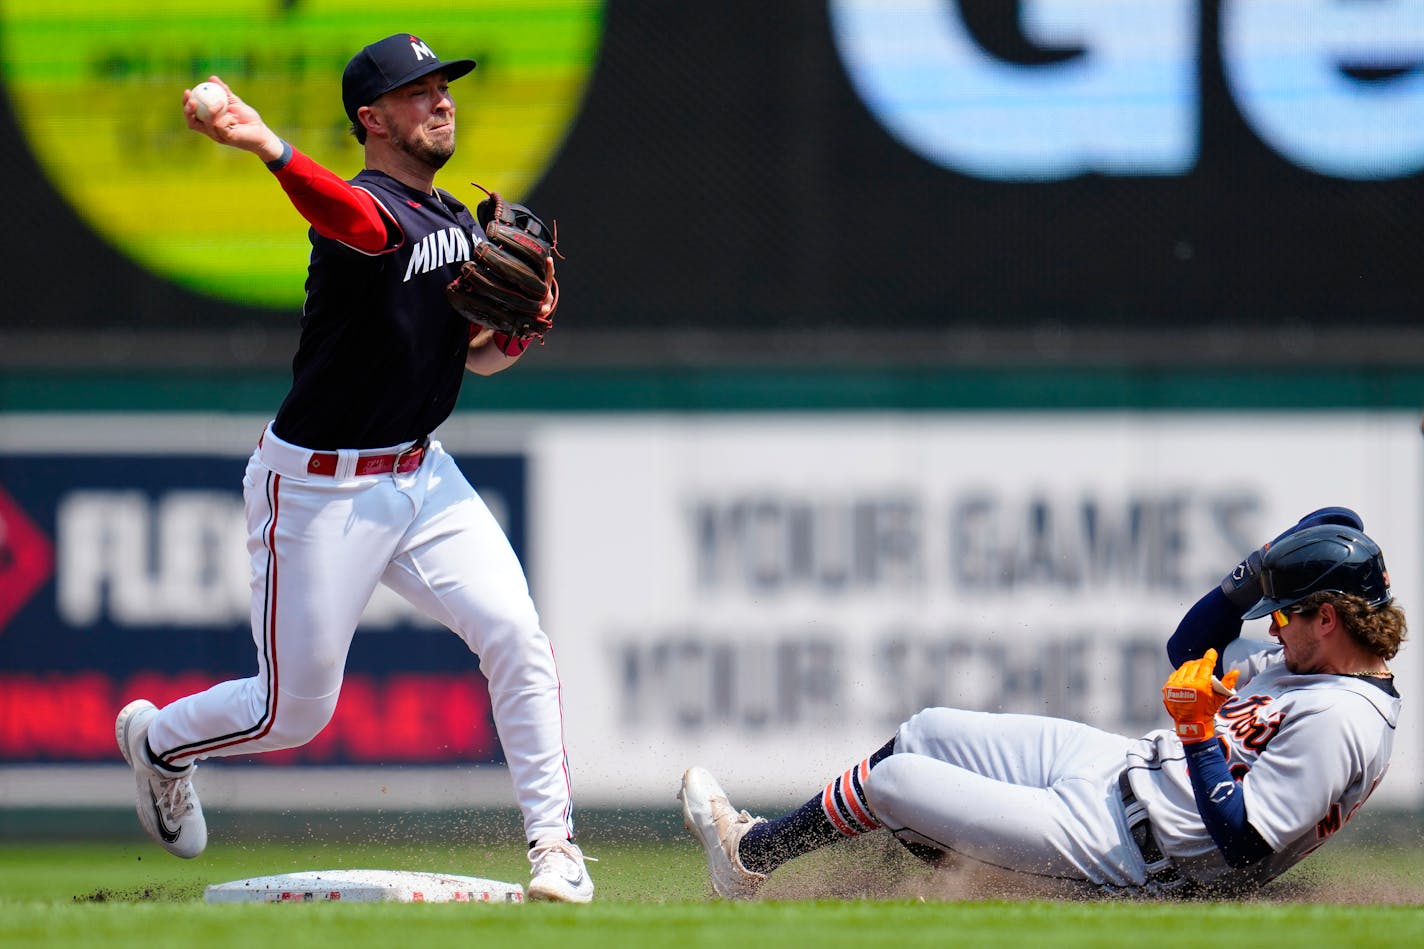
[272,170,480,450]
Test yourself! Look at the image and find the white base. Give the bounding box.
[203,869,525,904]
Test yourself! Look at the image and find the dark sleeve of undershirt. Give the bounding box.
[266,143,392,254]
[1166,587,1243,671]
[1183,739,1274,867]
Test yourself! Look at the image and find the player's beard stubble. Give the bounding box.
[393,119,456,171]
[1277,622,1322,675]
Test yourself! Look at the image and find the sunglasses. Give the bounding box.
[1271,604,1316,627]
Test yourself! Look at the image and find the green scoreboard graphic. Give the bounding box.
[1,1,603,307]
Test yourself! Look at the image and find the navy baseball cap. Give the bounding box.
[342,34,476,125]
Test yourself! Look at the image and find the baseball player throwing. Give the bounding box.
[114,33,593,903]
[681,509,1404,899]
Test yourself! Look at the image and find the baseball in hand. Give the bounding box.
[191,82,228,122]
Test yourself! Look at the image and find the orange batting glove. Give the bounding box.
[1162,648,1240,743]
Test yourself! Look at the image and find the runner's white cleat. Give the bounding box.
[115,699,207,859]
[679,766,768,900]
[527,836,595,903]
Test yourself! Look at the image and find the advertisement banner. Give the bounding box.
[0,416,529,769]
[532,413,1423,806]
[2,412,1419,809]
[2,2,1420,337]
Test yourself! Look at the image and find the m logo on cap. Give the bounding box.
[410,37,435,62]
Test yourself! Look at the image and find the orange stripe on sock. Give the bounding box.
[821,784,855,836]
[842,765,878,830]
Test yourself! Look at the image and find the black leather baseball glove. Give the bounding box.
[446,187,559,343]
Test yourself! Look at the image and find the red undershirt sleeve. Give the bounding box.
[269,146,392,254]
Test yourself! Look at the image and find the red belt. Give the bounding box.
[305,441,427,476]
[258,429,428,477]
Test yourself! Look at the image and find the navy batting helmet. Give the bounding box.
[1242,524,1392,620]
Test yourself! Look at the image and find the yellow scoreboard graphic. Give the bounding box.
[1,1,604,307]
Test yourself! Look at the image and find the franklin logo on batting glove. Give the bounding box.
[1162,648,1240,743]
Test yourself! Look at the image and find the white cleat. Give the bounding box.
[527,836,595,903]
[679,766,768,900]
[115,699,207,859]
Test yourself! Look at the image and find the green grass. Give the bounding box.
[2,836,1421,949]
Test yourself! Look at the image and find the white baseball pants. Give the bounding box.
[145,424,573,843]
[865,708,1145,889]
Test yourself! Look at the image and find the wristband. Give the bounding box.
[265,140,294,172]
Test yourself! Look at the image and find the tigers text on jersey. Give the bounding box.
[274,170,483,451]
[1125,638,1399,890]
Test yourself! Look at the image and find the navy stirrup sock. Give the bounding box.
[739,739,895,875]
